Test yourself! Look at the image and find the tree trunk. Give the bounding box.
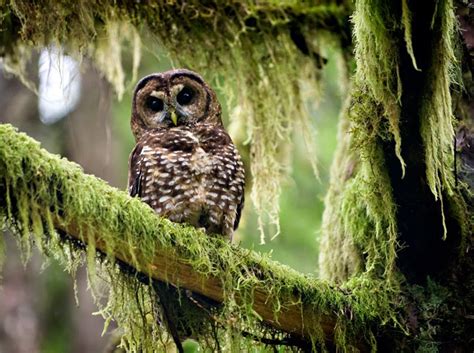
[320,0,473,351]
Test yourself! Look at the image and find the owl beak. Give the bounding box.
[170,111,178,126]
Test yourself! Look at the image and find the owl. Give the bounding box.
[128,69,245,239]
[127,69,245,350]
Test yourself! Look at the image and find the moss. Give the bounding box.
[418,0,457,239]
[319,0,408,284]
[320,0,470,281]
[400,0,419,71]
[319,95,404,348]
[0,0,352,242]
[0,124,401,351]
[351,0,405,176]
[320,2,471,349]
[320,91,399,288]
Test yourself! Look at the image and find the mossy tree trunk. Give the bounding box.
[320,0,473,351]
[0,0,472,352]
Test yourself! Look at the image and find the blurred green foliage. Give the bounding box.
[39,263,72,353]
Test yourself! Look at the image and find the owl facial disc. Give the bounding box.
[130,69,222,140]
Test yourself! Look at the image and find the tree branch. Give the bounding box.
[0,124,379,350]
[0,1,352,55]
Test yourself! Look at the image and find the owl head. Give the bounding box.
[130,69,222,140]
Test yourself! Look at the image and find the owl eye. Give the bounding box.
[146,97,164,112]
[177,87,194,105]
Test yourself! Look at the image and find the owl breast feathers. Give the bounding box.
[128,69,245,239]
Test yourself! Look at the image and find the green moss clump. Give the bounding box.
[320,90,399,289]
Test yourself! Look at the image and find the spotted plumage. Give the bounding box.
[128,69,245,239]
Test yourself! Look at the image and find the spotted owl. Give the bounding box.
[128,69,245,239]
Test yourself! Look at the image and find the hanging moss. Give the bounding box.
[318,9,472,350]
[319,1,472,349]
[320,0,471,281]
[319,0,404,284]
[319,91,401,309]
[418,0,457,239]
[0,123,405,351]
[351,0,406,174]
[0,0,352,241]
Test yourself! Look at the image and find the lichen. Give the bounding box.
[0,124,399,351]
[0,0,352,242]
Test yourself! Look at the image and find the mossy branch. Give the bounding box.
[0,124,385,351]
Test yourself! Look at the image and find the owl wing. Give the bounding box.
[128,143,144,198]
